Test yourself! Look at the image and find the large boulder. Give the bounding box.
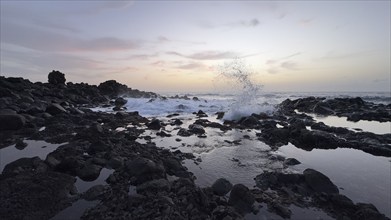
[77,163,103,181]
[98,80,128,97]
[228,184,255,214]
[147,119,162,130]
[0,114,25,130]
[188,124,205,134]
[48,70,66,85]
[211,178,233,196]
[114,97,127,107]
[303,169,339,194]
[125,157,165,183]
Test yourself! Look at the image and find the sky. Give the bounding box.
[1,0,390,93]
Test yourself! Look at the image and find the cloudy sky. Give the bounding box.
[1,1,390,93]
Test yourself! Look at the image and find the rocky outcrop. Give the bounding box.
[48,70,66,85]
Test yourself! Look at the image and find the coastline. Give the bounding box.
[0,73,390,220]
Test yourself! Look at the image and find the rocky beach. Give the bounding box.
[0,71,390,220]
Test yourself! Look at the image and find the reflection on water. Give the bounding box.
[184,139,271,188]
[0,140,65,172]
[310,114,391,135]
[277,143,391,218]
[75,168,113,193]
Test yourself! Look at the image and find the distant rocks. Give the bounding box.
[48,70,66,85]
[98,80,128,97]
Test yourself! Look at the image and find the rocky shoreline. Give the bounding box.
[0,72,390,220]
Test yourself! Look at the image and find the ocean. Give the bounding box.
[94,91,391,119]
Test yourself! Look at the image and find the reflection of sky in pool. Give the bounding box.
[310,113,391,135]
[0,140,65,172]
[75,168,113,193]
[277,143,391,218]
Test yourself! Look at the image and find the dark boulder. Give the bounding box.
[177,128,192,137]
[77,163,103,181]
[211,178,233,196]
[2,157,47,177]
[98,80,127,97]
[48,70,66,85]
[303,169,339,194]
[188,124,205,134]
[147,119,162,130]
[114,97,127,107]
[163,158,186,176]
[228,184,255,214]
[240,116,259,127]
[284,158,301,166]
[0,114,25,130]
[125,157,165,183]
[46,103,67,115]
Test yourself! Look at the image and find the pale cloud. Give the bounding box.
[175,62,206,70]
[167,50,240,60]
[199,18,260,29]
[1,22,140,52]
[266,52,302,65]
[280,61,299,70]
[156,36,206,45]
[299,18,315,26]
[151,60,166,67]
[267,68,279,74]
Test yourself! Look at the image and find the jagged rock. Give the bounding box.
[177,128,192,137]
[48,70,66,85]
[303,169,339,194]
[228,184,255,214]
[211,178,233,196]
[147,119,161,130]
[125,157,165,183]
[115,97,127,107]
[46,103,67,115]
[284,158,301,166]
[188,124,205,134]
[98,80,127,97]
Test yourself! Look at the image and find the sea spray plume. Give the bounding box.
[218,59,273,120]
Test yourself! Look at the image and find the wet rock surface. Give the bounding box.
[254,169,389,220]
[0,74,390,219]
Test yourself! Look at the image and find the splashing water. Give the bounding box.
[218,59,274,120]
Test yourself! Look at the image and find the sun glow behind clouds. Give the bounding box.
[0,1,389,92]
